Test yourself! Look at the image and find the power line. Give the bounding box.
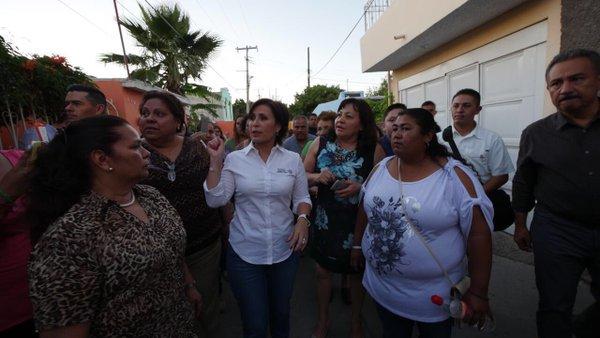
[55,0,111,36]
[216,0,242,42]
[313,0,376,77]
[235,0,255,42]
[121,0,236,89]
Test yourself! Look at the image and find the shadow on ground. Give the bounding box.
[219,232,595,338]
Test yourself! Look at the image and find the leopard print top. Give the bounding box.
[28,185,195,337]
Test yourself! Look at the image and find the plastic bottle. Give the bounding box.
[431,295,496,333]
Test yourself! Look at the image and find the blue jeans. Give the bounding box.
[375,302,452,338]
[226,246,299,338]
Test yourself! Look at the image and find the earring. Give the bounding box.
[108,167,114,172]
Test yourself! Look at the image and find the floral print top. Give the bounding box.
[310,137,375,273]
[361,157,493,322]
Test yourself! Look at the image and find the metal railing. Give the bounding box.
[364,0,394,31]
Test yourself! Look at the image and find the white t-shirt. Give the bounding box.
[437,125,514,183]
[204,143,311,265]
[361,156,493,322]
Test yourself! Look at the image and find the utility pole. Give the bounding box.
[113,0,130,78]
[307,47,311,88]
[387,70,393,105]
[236,45,258,113]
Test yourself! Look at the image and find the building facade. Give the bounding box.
[360,0,598,196]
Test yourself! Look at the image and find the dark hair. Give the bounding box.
[27,115,130,242]
[545,48,600,78]
[233,115,247,143]
[293,115,308,123]
[240,114,250,134]
[309,113,318,117]
[317,111,337,123]
[452,88,481,106]
[336,98,378,157]
[384,103,407,119]
[213,124,225,140]
[248,98,290,144]
[421,100,436,107]
[67,84,107,111]
[397,108,463,164]
[140,91,186,128]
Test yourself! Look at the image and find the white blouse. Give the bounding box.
[361,156,493,322]
[204,143,311,265]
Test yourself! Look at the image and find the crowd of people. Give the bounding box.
[0,48,598,338]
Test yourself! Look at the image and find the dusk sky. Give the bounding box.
[2,0,387,104]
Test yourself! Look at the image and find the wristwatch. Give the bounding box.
[298,214,311,227]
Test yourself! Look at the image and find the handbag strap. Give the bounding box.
[442,126,464,162]
[396,157,455,287]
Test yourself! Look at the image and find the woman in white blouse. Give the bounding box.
[351,108,494,338]
[204,98,312,338]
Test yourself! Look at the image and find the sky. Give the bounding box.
[1,0,387,104]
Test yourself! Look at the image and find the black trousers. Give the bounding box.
[531,208,600,338]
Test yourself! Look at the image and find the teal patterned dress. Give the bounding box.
[310,136,375,273]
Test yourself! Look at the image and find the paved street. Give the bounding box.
[219,232,595,338]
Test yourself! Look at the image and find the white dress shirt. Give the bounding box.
[204,143,312,265]
[437,124,514,183]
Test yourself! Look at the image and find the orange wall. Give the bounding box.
[95,80,144,129]
[215,120,234,139]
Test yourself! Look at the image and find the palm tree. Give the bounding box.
[101,3,221,100]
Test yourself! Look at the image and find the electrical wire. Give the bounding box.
[55,0,111,36]
[312,0,376,77]
[118,0,236,89]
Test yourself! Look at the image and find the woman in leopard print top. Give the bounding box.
[27,115,198,337]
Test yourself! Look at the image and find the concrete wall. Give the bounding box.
[388,0,561,114]
[95,80,143,129]
[360,0,468,72]
[560,0,600,52]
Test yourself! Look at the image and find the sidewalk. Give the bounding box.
[219,232,595,338]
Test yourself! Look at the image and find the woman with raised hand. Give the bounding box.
[204,98,311,338]
[138,91,224,337]
[27,115,199,337]
[351,108,494,338]
[304,98,382,338]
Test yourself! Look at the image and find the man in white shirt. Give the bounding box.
[438,88,514,194]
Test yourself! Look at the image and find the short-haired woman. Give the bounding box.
[138,91,224,337]
[352,108,494,338]
[27,115,199,337]
[204,99,312,338]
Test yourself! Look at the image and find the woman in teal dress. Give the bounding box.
[304,98,382,338]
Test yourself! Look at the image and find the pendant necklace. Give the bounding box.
[165,162,176,182]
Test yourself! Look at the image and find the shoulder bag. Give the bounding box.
[442,126,514,231]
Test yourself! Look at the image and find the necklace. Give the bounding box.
[119,191,136,208]
[165,162,176,182]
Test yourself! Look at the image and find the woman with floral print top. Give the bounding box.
[27,115,199,337]
[351,109,494,338]
[304,98,382,338]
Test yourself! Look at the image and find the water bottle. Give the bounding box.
[431,295,496,333]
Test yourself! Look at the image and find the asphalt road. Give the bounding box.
[219,232,595,338]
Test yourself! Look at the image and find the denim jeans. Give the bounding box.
[226,246,299,338]
[375,302,452,338]
[531,208,600,338]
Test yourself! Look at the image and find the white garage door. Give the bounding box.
[399,22,548,193]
